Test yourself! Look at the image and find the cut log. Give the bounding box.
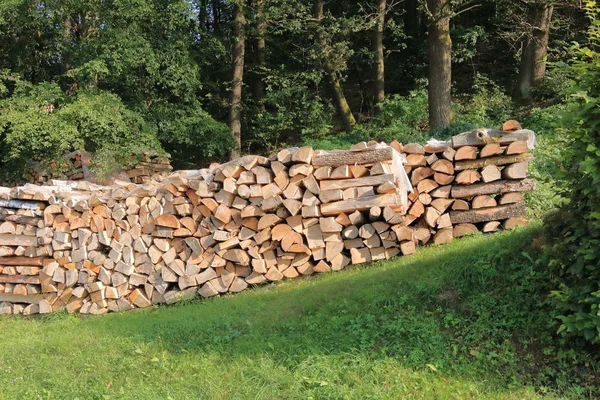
[155,214,180,229]
[400,241,416,255]
[433,228,453,245]
[471,195,497,209]
[498,192,524,204]
[451,179,535,198]
[320,194,402,216]
[0,256,45,266]
[0,234,37,247]
[450,203,526,224]
[503,217,527,229]
[312,147,393,167]
[481,165,501,183]
[411,167,434,185]
[506,140,528,155]
[479,143,503,158]
[483,221,501,232]
[455,146,477,160]
[403,143,424,154]
[502,162,528,180]
[433,173,454,185]
[454,153,532,171]
[431,159,454,175]
[291,146,314,164]
[453,223,478,237]
[455,170,481,185]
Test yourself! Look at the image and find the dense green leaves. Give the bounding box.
[542,4,600,344]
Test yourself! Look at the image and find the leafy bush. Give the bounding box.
[542,5,600,344]
[455,74,514,128]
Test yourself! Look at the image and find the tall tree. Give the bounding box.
[513,2,554,103]
[425,0,452,129]
[253,0,266,107]
[229,0,246,158]
[373,0,386,106]
[314,0,357,132]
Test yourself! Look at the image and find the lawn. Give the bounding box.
[0,228,595,399]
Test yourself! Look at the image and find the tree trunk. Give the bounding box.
[61,15,71,74]
[253,0,266,107]
[212,0,221,34]
[513,3,553,103]
[373,0,386,106]
[199,0,208,31]
[229,0,245,159]
[314,0,356,132]
[426,0,452,129]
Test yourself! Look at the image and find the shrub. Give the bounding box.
[542,4,600,344]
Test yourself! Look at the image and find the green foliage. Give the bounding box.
[542,4,600,345]
[456,74,514,128]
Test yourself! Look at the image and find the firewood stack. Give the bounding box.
[125,151,173,184]
[23,150,172,185]
[24,151,92,184]
[395,126,536,247]
[0,125,536,315]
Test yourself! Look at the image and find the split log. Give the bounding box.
[455,170,481,185]
[503,217,527,229]
[453,223,478,237]
[450,203,526,224]
[320,174,395,191]
[483,221,501,232]
[455,146,477,161]
[481,165,501,183]
[506,140,528,155]
[498,192,524,204]
[471,195,497,209]
[479,143,503,158]
[502,162,528,180]
[451,179,535,198]
[320,194,402,216]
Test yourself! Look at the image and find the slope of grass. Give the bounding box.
[0,228,596,399]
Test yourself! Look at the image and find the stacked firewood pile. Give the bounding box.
[0,126,536,315]
[400,127,535,245]
[23,150,172,185]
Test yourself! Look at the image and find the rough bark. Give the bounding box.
[373,0,386,106]
[229,0,246,159]
[314,0,357,132]
[426,0,452,129]
[199,0,208,31]
[513,3,553,103]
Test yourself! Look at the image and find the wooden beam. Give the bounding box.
[0,293,44,304]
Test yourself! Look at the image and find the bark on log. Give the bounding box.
[320,194,402,216]
[451,129,535,148]
[454,153,532,171]
[311,147,393,167]
[451,179,536,198]
[450,203,526,224]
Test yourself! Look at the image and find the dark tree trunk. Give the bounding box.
[513,3,553,103]
[199,0,208,31]
[314,0,356,132]
[253,0,266,107]
[373,0,386,106]
[61,15,71,74]
[212,0,221,34]
[229,0,245,158]
[426,0,452,129]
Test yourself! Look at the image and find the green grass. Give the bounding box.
[0,228,596,399]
